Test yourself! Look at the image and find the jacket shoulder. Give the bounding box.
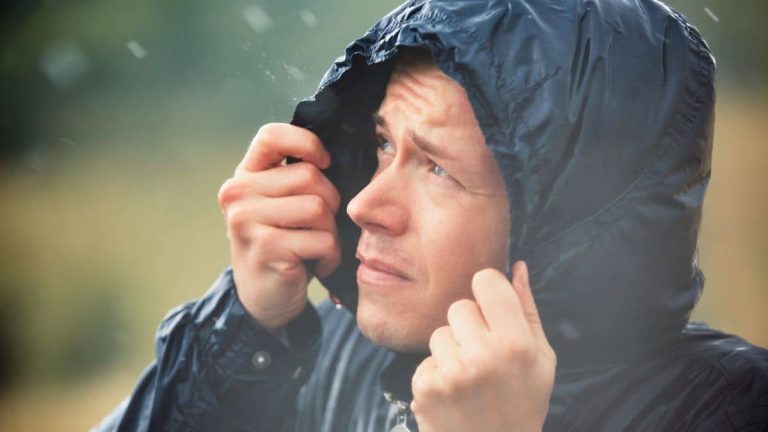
[674,322,768,430]
[548,322,768,432]
[680,322,768,384]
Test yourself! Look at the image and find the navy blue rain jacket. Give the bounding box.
[95,0,768,430]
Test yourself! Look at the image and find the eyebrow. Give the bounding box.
[372,113,453,161]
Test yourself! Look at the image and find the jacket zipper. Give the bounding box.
[384,391,412,432]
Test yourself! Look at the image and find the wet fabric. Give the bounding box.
[95,0,768,430]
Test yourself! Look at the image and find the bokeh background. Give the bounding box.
[0,0,765,430]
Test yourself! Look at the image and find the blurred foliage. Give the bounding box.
[1,0,766,163]
[0,0,766,430]
[0,0,406,163]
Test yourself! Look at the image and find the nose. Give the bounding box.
[346,165,408,236]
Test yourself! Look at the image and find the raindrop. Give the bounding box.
[126,40,147,59]
[60,137,77,146]
[243,5,273,33]
[39,41,90,88]
[703,7,719,23]
[283,64,305,82]
[299,9,319,28]
[264,69,276,82]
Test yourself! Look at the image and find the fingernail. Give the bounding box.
[511,260,528,290]
[519,261,529,289]
[472,268,492,288]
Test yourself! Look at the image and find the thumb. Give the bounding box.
[511,261,545,338]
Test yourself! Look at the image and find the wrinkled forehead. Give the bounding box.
[378,56,464,126]
[379,53,481,137]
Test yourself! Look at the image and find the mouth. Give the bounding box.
[356,251,413,285]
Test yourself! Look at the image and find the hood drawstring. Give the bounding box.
[384,391,413,432]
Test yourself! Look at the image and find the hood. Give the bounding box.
[291,0,715,368]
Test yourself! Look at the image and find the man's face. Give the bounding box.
[347,57,510,352]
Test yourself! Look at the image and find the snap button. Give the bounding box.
[251,351,271,369]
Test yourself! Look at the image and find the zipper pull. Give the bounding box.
[384,392,412,432]
[390,419,411,432]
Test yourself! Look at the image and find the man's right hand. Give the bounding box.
[218,123,341,333]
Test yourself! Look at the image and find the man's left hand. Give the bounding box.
[411,261,556,432]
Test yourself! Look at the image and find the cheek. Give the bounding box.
[419,198,510,296]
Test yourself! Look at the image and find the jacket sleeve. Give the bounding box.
[92,267,322,432]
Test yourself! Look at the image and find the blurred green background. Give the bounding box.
[0,0,766,430]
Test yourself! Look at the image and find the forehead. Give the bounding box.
[376,59,483,141]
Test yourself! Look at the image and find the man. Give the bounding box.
[96,0,768,431]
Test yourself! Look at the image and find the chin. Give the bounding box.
[356,299,430,353]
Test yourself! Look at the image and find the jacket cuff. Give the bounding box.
[197,267,321,388]
[155,267,322,429]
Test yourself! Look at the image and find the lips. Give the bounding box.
[356,252,412,285]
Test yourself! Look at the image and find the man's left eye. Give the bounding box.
[376,136,395,154]
[430,163,451,178]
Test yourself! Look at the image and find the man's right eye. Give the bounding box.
[376,135,395,154]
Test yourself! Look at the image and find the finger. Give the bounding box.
[282,229,340,278]
[511,260,547,341]
[266,163,341,212]
[247,227,340,278]
[446,299,489,348]
[230,195,337,232]
[313,246,342,279]
[238,123,330,173]
[414,355,438,377]
[471,268,529,335]
[220,163,341,214]
[428,326,462,371]
[412,355,438,409]
[284,229,341,278]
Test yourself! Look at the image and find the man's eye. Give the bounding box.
[430,163,451,178]
[377,136,395,154]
